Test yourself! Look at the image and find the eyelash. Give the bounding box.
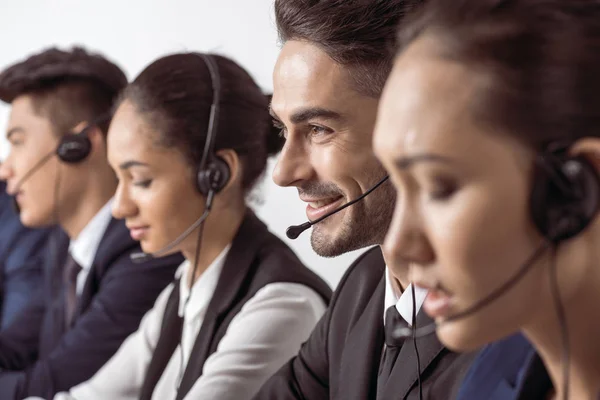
[133,179,152,188]
[428,179,457,201]
[310,125,331,137]
[272,120,287,138]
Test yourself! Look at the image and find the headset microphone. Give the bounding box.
[130,192,215,263]
[286,175,390,239]
[9,149,57,214]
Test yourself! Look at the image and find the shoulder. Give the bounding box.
[458,333,534,400]
[249,223,332,301]
[335,246,386,297]
[247,282,328,317]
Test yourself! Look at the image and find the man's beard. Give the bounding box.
[310,178,395,258]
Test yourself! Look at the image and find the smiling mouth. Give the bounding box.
[304,196,345,221]
[306,196,343,209]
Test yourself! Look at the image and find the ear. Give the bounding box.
[570,137,600,173]
[71,121,106,156]
[215,149,241,193]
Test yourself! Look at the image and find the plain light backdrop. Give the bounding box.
[0,0,369,288]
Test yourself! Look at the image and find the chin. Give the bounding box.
[435,320,495,353]
[19,209,52,229]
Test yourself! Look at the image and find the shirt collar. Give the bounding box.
[68,199,114,271]
[178,244,231,319]
[384,267,429,326]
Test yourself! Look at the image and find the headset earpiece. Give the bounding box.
[530,148,600,242]
[56,132,92,163]
[194,53,231,198]
[196,156,231,196]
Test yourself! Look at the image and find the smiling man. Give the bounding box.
[254,1,476,399]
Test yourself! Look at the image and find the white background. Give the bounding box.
[0,0,367,288]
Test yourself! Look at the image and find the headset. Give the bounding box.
[194,55,231,198]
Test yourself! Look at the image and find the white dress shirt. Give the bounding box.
[68,199,113,295]
[46,245,327,400]
[384,267,429,326]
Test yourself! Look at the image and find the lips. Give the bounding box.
[128,226,149,241]
[303,196,344,221]
[422,288,453,320]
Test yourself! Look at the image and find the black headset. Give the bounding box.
[195,53,231,197]
[530,142,600,242]
[56,127,93,163]
[55,114,115,163]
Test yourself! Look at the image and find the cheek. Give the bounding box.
[140,181,203,240]
[428,182,538,301]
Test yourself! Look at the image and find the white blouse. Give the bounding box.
[41,246,327,400]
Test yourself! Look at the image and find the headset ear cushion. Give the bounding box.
[196,156,231,196]
[56,134,92,163]
[530,154,600,242]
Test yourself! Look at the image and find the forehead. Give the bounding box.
[107,101,156,163]
[272,40,365,119]
[376,36,482,157]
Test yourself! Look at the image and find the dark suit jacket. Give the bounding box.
[140,210,332,400]
[0,217,182,399]
[514,351,553,400]
[253,247,476,400]
[456,333,533,400]
[0,182,50,328]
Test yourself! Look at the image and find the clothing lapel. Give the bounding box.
[71,218,129,323]
[383,311,445,399]
[51,230,70,347]
[176,210,268,399]
[139,283,183,400]
[335,275,386,400]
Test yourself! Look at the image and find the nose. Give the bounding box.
[0,154,16,190]
[272,137,314,187]
[112,182,138,220]
[382,198,435,276]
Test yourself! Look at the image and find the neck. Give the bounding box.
[181,203,246,288]
[381,245,410,291]
[523,253,600,399]
[61,171,116,239]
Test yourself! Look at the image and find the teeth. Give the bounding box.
[309,198,338,208]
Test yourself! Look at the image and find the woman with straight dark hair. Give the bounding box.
[374,0,600,398]
[47,52,331,400]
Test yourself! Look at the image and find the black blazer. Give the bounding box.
[0,218,182,400]
[253,247,476,400]
[140,210,332,400]
[515,351,553,399]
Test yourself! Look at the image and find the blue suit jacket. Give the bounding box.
[456,333,534,400]
[0,182,51,328]
[0,216,183,399]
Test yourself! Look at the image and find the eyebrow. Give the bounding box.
[269,106,344,125]
[118,160,150,170]
[6,127,24,140]
[394,153,454,169]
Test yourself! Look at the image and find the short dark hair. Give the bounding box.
[396,0,600,151]
[0,47,127,135]
[120,53,283,193]
[275,0,423,97]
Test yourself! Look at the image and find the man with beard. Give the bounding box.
[254,1,476,399]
